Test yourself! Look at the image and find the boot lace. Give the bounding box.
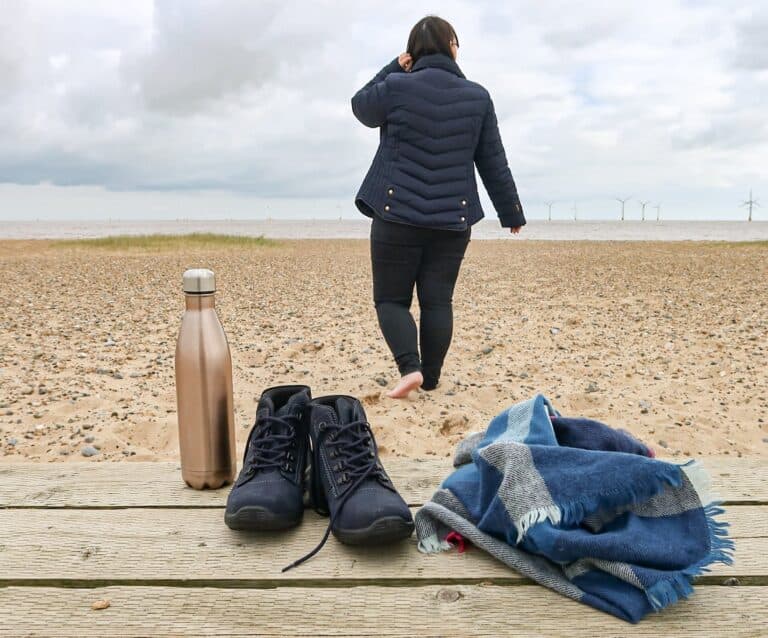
[243,415,298,475]
[282,419,385,572]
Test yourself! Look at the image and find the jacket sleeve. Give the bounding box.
[474,97,526,228]
[351,58,403,128]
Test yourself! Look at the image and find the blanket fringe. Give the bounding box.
[515,505,563,543]
[646,502,735,612]
[417,533,453,554]
[515,463,681,543]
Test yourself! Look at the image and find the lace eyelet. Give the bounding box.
[318,421,327,432]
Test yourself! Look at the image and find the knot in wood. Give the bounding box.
[436,588,463,603]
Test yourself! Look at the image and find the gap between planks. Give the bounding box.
[0,578,766,589]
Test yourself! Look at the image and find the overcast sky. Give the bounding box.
[1,0,766,221]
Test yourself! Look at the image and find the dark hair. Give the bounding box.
[406,15,458,64]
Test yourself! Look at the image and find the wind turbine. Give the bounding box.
[572,202,578,221]
[639,200,650,222]
[616,196,631,221]
[654,202,661,222]
[544,201,555,222]
[740,189,760,222]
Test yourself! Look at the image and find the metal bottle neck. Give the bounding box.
[184,293,216,310]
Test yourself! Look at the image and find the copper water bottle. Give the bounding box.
[175,268,236,489]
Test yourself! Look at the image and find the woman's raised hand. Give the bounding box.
[398,52,413,71]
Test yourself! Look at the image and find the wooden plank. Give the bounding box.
[0,457,764,508]
[0,459,438,508]
[0,585,765,637]
[0,507,762,585]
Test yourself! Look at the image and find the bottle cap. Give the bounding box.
[182,268,216,294]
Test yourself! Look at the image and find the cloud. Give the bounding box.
[0,0,766,220]
[731,11,768,69]
[541,9,627,50]
[0,1,31,97]
[672,114,768,150]
[122,1,283,113]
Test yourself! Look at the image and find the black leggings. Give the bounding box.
[370,216,471,390]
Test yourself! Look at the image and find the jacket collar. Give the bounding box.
[411,53,465,79]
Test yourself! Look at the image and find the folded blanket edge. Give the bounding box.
[645,500,735,612]
[511,459,683,543]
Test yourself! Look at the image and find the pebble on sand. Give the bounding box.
[91,599,110,611]
[1,238,766,462]
[81,445,99,457]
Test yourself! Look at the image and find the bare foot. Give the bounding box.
[386,371,424,399]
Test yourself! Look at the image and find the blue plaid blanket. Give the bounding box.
[415,395,734,623]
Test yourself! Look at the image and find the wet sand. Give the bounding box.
[0,238,766,462]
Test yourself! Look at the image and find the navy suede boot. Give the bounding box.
[283,395,413,571]
[224,385,311,531]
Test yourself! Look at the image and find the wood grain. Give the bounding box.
[0,585,765,637]
[1,506,760,584]
[1,460,764,635]
[0,457,764,508]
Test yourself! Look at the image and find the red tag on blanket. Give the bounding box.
[445,531,468,553]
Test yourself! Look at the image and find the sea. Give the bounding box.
[1,219,767,241]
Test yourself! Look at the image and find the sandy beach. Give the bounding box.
[0,237,766,463]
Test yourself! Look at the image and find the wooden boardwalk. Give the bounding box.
[1,458,765,636]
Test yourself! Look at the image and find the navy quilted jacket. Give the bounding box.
[352,53,525,231]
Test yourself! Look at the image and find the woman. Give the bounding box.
[352,15,525,399]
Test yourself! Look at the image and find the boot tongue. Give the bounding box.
[272,392,309,432]
[253,392,306,443]
[277,391,308,419]
[331,397,372,459]
[333,396,363,425]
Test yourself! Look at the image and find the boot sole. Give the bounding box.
[333,516,415,546]
[224,506,302,531]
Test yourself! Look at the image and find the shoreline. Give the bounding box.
[2,219,768,241]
